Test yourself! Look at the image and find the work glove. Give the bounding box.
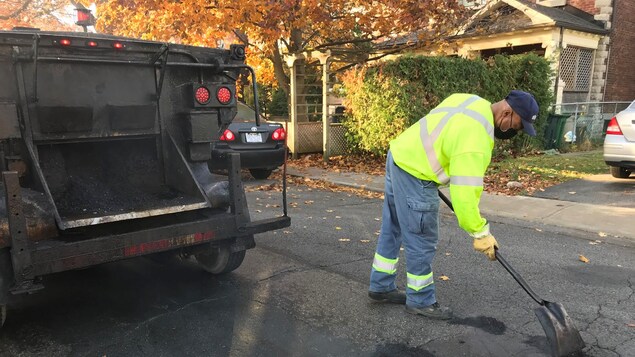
[473,235,499,261]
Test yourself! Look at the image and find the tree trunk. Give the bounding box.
[271,42,289,95]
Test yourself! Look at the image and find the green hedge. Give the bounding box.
[341,53,554,155]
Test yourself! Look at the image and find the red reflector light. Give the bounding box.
[217,87,232,104]
[87,41,98,47]
[272,127,286,141]
[113,42,124,50]
[195,87,211,104]
[59,39,71,46]
[220,129,235,141]
[77,9,91,23]
[606,117,622,135]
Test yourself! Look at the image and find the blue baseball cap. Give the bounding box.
[506,90,539,136]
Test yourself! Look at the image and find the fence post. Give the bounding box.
[285,54,304,159]
[315,51,331,162]
[573,103,579,143]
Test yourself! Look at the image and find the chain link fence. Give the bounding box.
[547,101,631,147]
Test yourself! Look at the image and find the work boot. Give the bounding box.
[368,289,406,304]
[406,302,453,320]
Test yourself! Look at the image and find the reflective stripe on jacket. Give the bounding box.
[390,94,494,235]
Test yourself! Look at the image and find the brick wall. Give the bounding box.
[568,0,598,14]
[604,0,635,101]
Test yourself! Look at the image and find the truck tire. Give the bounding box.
[195,246,245,274]
[610,166,631,178]
[0,248,12,329]
[249,169,272,180]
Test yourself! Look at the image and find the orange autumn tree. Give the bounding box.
[0,0,77,31]
[95,0,470,94]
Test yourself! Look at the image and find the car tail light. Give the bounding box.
[220,129,235,141]
[216,87,232,105]
[272,127,286,141]
[606,117,623,135]
[195,87,211,104]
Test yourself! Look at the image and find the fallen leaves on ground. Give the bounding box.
[339,238,350,242]
[579,255,590,263]
[288,153,386,176]
[258,170,385,200]
[287,152,575,196]
[439,275,450,281]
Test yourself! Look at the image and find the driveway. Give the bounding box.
[532,174,635,208]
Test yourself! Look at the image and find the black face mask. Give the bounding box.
[494,127,518,140]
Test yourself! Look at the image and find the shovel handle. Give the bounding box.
[437,190,546,306]
[494,250,545,306]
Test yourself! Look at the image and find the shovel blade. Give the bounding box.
[534,302,585,357]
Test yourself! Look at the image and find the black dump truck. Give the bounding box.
[0,29,290,327]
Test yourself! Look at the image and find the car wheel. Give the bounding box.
[194,245,246,274]
[610,166,631,178]
[249,169,273,180]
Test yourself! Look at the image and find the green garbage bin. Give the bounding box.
[544,114,569,149]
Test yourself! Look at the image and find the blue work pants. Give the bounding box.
[369,150,440,308]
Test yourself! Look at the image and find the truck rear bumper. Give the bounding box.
[29,214,290,277]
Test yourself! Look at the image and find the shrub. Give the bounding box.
[341,53,554,155]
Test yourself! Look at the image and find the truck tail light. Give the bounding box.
[220,129,235,141]
[272,127,286,141]
[77,9,91,23]
[195,87,211,104]
[113,42,125,50]
[59,38,71,46]
[216,87,232,105]
[87,41,98,47]
[605,117,622,135]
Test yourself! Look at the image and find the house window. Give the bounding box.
[459,0,487,8]
[560,47,594,102]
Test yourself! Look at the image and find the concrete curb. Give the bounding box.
[286,167,635,243]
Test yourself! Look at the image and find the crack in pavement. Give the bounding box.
[579,279,635,357]
[318,257,369,269]
[257,267,309,283]
[256,245,371,286]
[619,279,634,305]
[80,295,229,356]
[253,257,370,286]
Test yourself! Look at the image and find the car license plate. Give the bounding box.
[245,132,262,143]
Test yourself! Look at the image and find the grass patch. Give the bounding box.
[485,150,608,195]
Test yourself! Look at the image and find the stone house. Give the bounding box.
[386,0,634,105]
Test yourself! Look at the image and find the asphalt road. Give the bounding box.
[532,174,635,208]
[0,180,633,357]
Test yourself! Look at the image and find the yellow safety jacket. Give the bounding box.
[390,94,494,236]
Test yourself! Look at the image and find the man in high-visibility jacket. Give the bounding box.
[368,90,539,320]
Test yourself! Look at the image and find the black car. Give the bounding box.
[210,102,287,179]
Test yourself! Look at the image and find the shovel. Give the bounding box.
[438,190,585,357]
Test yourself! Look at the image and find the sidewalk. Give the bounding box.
[286,166,635,244]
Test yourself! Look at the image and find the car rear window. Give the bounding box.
[235,102,263,123]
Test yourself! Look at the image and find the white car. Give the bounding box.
[604,100,635,178]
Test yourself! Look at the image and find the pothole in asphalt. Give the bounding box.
[449,316,507,335]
